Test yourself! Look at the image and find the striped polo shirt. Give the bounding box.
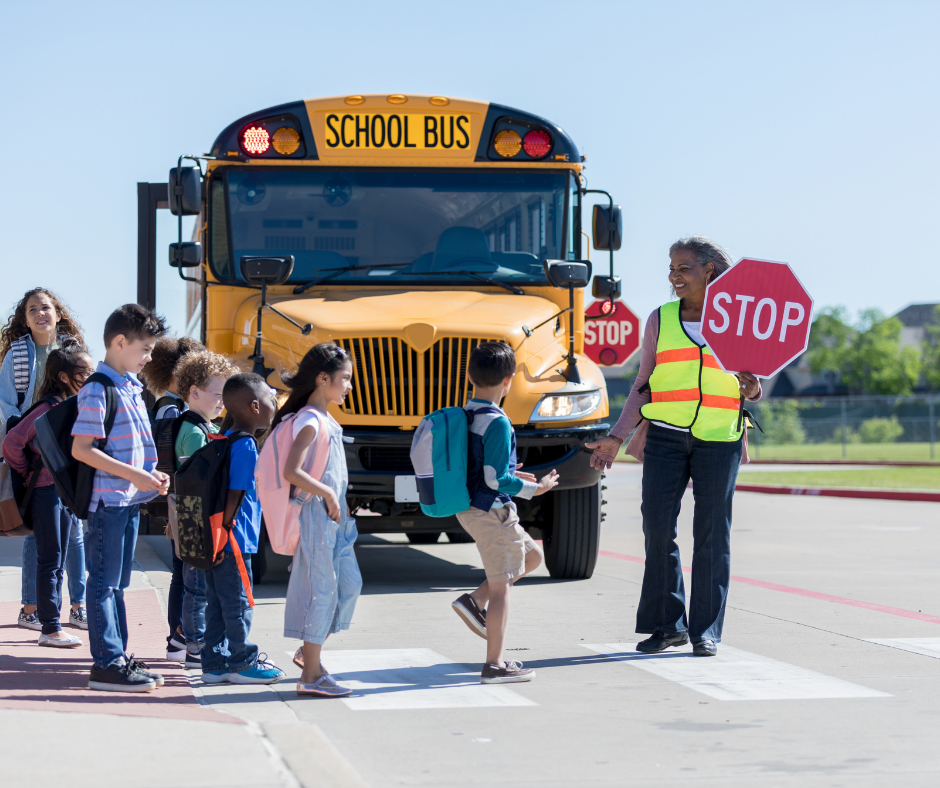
[72,361,158,512]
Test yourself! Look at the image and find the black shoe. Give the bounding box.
[452,593,487,639]
[126,655,165,687]
[636,630,689,653]
[692,639,718,657]
[88,661,157,693]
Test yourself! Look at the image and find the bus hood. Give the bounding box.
[253,289,560,352]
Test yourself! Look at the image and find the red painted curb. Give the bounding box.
[735,483,940,503]
[750,459,940,467]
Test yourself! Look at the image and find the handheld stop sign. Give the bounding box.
[583,299,641,369]
[701,258,814,378]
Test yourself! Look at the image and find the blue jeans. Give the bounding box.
[202,552,257,673]
[636,425,743,643]
[31,486,70,634]
[167,546,184,647]
[85,504,139,668]
[182,564,206,648]
[21,516,86,607]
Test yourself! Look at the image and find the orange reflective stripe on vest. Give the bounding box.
[656,348,722,369]
[701,394,741,411]
[652,388,700,403]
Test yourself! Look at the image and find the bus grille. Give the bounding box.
[335,337,497,418]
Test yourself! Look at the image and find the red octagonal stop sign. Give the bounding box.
[583,299,641,369]
[701,258,813,378]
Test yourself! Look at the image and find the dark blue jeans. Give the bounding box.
[167,545,184,647]
[31,485,70,635]
[85,504,139,668]
[202,552,257,673]
[636,425,743,643]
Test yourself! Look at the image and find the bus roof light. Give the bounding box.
[523,129,552,159]
[272,126,300,155]
[242,126,270,155]
[494,129,522,158]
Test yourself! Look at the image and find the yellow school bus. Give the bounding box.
[154,94,622,579]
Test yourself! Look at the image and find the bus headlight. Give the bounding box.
[532,390,602,421]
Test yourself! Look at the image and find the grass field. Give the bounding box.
[738,467,940,490]
[749,442,938,461]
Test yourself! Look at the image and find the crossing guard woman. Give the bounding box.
[586,236,761,657]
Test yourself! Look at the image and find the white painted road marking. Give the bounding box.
[865,637,940,659]
[583,643,889,701]
[308,648,537,711]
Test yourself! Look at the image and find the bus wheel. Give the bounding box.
[406,532,443,544]
[544,483,601,580]
[446,528,474,543]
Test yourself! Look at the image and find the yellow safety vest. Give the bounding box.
[640,300,744,442]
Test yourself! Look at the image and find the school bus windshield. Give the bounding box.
[209,169,577,286]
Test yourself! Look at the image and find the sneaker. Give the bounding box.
[39,631,83,648]
[452,593,487,639]
[88,661,156,693]
[184,651,202,670]
[225,653,285,685]
[126,655,164,687]
[166,646,186,662]
[480,660,535,684]
[201,669,229,684]
[17,608,41,631]
[169,629,187,651]
[68,606,89,630]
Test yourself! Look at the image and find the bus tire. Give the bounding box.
[544,483,601,580]
[406,532,442,544]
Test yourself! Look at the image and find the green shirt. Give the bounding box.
[175,418,219,469]
[32,339,59,406]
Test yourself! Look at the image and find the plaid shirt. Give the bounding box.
[71,362,158,512]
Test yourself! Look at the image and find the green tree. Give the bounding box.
[923,304,940,391]
[808,307,852,393]
[758,401,806,445]
[844,310,920,395]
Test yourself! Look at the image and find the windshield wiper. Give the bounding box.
[401,270,525,295]
[293,262,411,294]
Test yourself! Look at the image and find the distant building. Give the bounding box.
[895,303,939,350]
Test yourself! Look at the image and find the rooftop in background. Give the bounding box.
[895,303,940,328]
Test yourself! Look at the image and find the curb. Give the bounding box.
[735,483,940,503]
[750,459,940,467]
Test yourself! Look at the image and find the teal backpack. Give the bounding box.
[409,405,498,517]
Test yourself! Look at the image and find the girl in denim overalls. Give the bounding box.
[276,343,361,698]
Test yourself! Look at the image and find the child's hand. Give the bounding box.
[322,489,342,523]
[515,463,536,483]
[129,468,163,493]
[153,471,171,496]
[534,470,560,496]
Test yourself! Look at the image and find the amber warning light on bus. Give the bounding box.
[491,123,554,160]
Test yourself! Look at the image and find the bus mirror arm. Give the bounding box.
[581,188,621,316]
[170,155,206,284]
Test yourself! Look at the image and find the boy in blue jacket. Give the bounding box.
[451,341,558,684]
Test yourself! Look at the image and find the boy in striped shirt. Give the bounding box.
[72,304,170,692]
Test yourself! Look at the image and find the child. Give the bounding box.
[0,288,86,629]
[201,373,284,685]
[137,335,206,663]
[72,304,170,692]
[2,341,93,647]
[278,343,362,698]
[450,341,558,684]
[171,350,235,670]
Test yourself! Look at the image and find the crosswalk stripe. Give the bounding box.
[308,648,537,711]
[583,643,890,701]
[864,637,940,659]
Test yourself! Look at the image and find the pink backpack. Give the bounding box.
[256,406,331,555]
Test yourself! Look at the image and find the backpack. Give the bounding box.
[174,431,255,605]
[33,373,117,520]
[148,410,210,519]
[256,407,331,556]
[150,394,181,425]
[409,405,500,518]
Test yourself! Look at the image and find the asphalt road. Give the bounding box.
[3,462,939,787]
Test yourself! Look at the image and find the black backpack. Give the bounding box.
[147,410,210,519]
[174,431,255,605]
[5,395,60,527]
[34,373,117,519]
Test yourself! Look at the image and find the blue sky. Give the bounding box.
[1,0,936,361]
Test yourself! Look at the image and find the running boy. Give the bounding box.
[201,373,284,685]
[72,304,170,692]
[171,350,235,670]
[451,341,558,684]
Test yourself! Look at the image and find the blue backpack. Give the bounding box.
[409,405,499,518]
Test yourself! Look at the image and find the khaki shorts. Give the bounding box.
[456,503,540,584]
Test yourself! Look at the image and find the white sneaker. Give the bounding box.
[166,647,186,662]
[39,632,83,648]
[69,606,89,630]
[17,608,41,631]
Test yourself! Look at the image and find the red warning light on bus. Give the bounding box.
[242,126,270,155]
[523,129,551,158]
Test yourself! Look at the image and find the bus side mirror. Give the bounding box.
[592,275,621,300]
[168,166,202,216]
[543,260,592,289]
[592,204,622,251]
[169,242,202,267]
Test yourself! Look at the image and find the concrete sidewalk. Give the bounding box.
[0,534,366,788]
